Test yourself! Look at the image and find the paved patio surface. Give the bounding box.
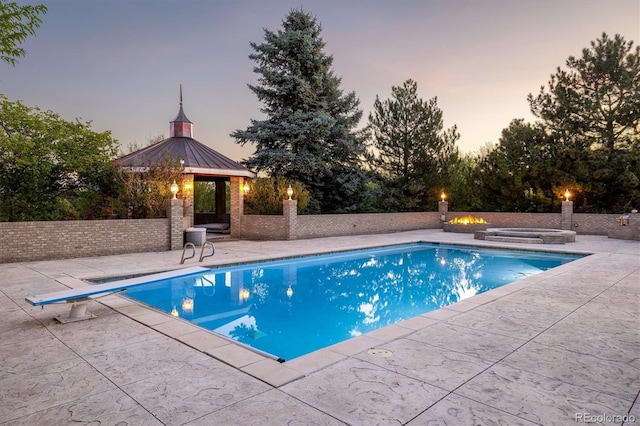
[1,230,638,425]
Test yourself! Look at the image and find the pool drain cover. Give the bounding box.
[368,348,393,358]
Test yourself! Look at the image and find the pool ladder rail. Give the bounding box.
[181,241,215,264]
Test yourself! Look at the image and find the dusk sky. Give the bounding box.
[2,0,638,162]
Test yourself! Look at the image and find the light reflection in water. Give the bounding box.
[124,244,579,360]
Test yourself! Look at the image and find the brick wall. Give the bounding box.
[572,213,622,235]
[1,209,632,263]
[241,212,441,240]
[0,219,169,263]
[241,215,287,240]
[297,212,441,239]
[606,212,640,240]
[242,210,629,241]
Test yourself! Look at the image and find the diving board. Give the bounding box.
[25,266,209,322]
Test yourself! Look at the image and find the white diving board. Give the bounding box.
[25,266,209,307]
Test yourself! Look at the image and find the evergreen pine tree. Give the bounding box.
[369,79,459,211]
[232,9,369,213]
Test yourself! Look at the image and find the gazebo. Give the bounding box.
[115,89,254,237]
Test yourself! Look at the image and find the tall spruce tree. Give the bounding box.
[232,9,369,213]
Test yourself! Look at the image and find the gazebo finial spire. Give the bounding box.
[170,84,193,138]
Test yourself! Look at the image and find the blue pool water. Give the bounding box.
[123,243,581,360]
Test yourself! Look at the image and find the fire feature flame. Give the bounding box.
[449,215,488,225]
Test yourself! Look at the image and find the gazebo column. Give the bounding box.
[230,177,244,239]
[183,174,194,229]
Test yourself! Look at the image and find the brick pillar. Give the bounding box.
[183,174,194,229]
[283,199,297,240]
[561,200,573,230]
[438,201,449,225]
[230,177,244,239]
[167,198,184,250]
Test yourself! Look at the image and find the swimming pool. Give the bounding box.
[123,243,581,360]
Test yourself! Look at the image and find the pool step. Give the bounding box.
[484,235,544,244]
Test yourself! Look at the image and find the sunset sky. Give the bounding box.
[2,0,638,162]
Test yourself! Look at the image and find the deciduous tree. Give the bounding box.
[0,0,47,66]
[0,95,118,220]
[243,177,309,215]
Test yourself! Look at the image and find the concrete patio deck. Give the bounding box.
[1,229,638,425]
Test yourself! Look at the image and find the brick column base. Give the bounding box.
[438,201,449,225]
[284,199,298,240]
[561,201,573,230]
[167,198,184,250]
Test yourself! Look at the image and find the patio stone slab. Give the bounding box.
[502,341,640,403]
[0,334,78,375]
[0,358,116,423]
[44,311,157,356]
[0,309,52,346]
[581,288,639,321]
[84,335,211,387]
[407,393,537,425]
[445,309,548,340]
[281,357,449,425]
[532,320,640,369]
[185,388,347,425]
[354,337,494,391]
[3,388,164,426]
[121,358,271,425]
[407,321,527,362]
[456,363,632,425]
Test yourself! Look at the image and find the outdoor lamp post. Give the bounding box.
[441,191,446,202]
[287,185,293,200]
[564,189,570,202]
[170,181,179,199]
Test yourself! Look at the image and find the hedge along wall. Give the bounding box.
[0,219,169,263]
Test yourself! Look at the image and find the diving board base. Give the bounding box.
[55,302,97,323]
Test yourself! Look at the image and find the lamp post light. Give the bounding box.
[170,181,179,199]
[441,191,446,202]
[564,189,570,202]
[287,184,293,200]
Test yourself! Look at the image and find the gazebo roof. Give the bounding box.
[115,88,253,178]
[116,136,253,177]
